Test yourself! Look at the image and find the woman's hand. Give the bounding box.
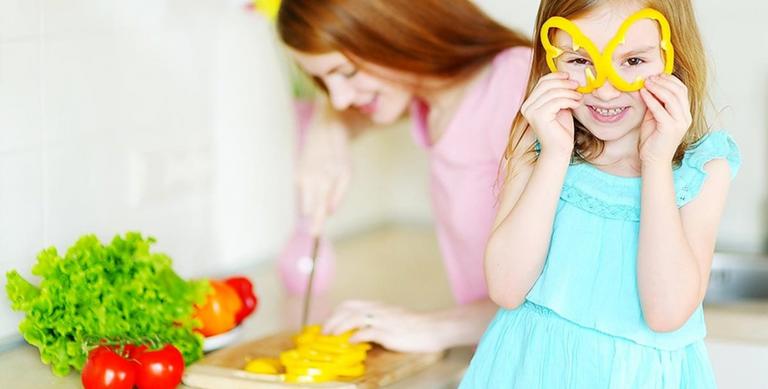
[520,72,582,158]
[639,74,692,165]
[297,105,352,235]
[322,300,448,353]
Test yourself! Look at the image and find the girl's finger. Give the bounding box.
[650,75,688,111]
[526,79,580,107]
[644,77,685,120]
[536,97,582,117]
[640,88,672,124]
[528,89,583,113]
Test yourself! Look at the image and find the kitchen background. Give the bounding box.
[0,0,765,364]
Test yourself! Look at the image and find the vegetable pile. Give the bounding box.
[244,325,371,383]
[5,232,210,376]
[194,276,258,337]
[81,343,185,389]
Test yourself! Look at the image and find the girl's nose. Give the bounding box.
[591,81,622,102]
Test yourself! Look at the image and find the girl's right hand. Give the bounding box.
[298,108,352,235]
[520,72,582,157]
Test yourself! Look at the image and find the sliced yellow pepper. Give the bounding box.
[243,325,372,383]
[540,8,674,93]
[244,357,283,374]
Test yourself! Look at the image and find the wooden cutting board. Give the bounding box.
[182,331,445,389]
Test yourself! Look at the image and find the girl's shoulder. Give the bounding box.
[675,131,741,207]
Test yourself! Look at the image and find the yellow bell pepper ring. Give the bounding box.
[243,358,283,374]
[243,325,371,383]
[334,363,366,377]
[540,8,674,93]
[284,373,337,383]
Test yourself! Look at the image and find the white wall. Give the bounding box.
[474,0,768,252]
[0,0,296,343]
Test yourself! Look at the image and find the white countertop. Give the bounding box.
[1,225,766,388]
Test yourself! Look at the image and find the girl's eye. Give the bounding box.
[626,57,645,66]
[567,57,591,66]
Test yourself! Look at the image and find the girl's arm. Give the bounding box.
[485,73,581,309]
[637,74,733,332]
[638,159,731,332]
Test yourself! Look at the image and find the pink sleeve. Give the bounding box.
[488,47,532,163]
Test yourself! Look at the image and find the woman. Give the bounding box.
[277,0,531,352]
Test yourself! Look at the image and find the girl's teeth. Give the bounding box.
[594,107,624,116]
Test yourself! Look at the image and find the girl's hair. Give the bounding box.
[505,0,708,170]
[277,0,530,87]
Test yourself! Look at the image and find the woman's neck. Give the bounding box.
[417,64,492,143]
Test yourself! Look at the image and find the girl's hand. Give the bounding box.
[520,72,582,157]
[298,113,351,235]
[322,300,447,353]
[639,74,692,165]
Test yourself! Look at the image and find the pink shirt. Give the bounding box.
[410,47,531,305]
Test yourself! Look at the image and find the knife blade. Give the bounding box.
[300,236,321,328]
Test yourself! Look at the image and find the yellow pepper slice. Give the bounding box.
[243,325,371,383]
[243,358,283,374]
[540,8,674,93]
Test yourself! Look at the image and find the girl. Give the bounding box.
[460,0,739,387]
[276,0,532,352]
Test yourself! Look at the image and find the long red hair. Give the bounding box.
[277,0,530,83]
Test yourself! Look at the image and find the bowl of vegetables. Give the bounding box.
[195,276,259,352]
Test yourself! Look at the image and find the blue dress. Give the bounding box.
[460,131,741,388]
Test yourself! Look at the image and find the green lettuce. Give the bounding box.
[5,232,210,376]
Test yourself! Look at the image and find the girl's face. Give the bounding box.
[552,2,667,142]
[292,51,413,124]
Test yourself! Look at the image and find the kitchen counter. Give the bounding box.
[1,225,767,388]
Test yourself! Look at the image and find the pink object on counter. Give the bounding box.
[278,219,336,296]
[409,47,532,305]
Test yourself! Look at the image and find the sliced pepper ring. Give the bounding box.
[540,8,674,93]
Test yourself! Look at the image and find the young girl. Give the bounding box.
[276,1,532,352]
[460,0,739,387]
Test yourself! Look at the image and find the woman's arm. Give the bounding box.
[299,96,405,233]
[322,298,499,353]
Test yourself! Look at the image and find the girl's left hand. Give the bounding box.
[639,74,692,164]
[322,300,447,353]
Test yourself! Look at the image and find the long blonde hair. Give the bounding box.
[505,0,708,171]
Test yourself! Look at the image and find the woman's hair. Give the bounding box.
[277,0,530,86]
[505,0,708,170]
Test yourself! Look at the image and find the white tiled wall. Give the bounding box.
[0,0,301,342]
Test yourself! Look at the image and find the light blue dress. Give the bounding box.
[460,131,741,389]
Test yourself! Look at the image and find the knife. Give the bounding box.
[300,236,321,328]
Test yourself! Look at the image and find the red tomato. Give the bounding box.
[194,280,243,336]
[122,344,147,359]
[134,344,185,389]
[225,276,259,324]
[81,346,136,389]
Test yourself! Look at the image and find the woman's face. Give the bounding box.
[292,50,413,124]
